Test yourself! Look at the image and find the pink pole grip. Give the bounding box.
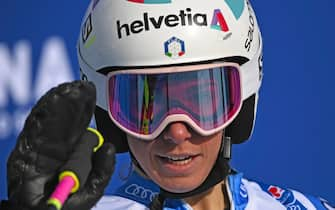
[49,176,75,205]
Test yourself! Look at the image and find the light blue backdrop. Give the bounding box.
[0,0,334,203]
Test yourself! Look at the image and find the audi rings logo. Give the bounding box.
[125,184,158,201]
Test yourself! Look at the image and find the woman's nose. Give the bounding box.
[163,122,192,145]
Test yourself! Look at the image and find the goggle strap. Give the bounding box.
[78,49,108,110]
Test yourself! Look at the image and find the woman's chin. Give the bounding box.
[156,177,202,194]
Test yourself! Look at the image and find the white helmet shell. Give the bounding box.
[78,0,262,100]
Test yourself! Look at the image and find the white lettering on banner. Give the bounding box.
[0,37,74,141]
[34,37,74,100]
[13,108,30,135]
[0,41,31,107]
[0,108,29,139]
[0,112,11,139]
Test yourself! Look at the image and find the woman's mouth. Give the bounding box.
[156,154,201,175]
[161,155,194,165]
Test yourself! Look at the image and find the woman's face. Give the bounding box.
[127,122,222,193]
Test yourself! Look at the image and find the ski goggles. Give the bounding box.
[105,62,243,140]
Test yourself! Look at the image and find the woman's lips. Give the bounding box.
[156,153,201,176]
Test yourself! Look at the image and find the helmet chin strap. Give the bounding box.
[129,136,232,209]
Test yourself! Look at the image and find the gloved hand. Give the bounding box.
[0,81,116,210]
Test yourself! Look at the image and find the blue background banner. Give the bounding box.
[1,0,334,203]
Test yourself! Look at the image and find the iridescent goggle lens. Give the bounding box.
[107,63,242,140]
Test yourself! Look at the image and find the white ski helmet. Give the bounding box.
[78,0,263,153]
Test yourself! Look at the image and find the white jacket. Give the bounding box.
[93,171,334,210]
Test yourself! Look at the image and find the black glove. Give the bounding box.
[0,81,115,210]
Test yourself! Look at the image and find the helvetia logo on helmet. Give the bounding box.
[116,8,236,39]
[116,8,207,39]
